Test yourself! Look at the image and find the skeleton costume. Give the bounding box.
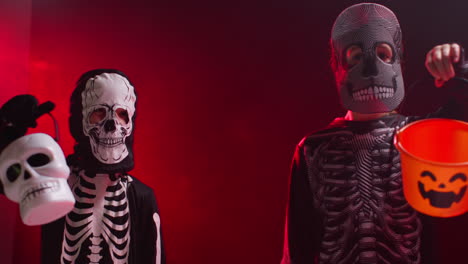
[41,70,165,264]
[281,4,468,264]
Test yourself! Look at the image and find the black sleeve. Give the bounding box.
[41,218,65,264]
[426,78,468,121]
[128,178,166,264]
[281,142,321,264]
[147,189,166,264]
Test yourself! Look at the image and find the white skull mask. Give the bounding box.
[0,133,74,226]
[81,73,136,164]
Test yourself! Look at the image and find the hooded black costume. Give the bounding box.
[41,69,165,264]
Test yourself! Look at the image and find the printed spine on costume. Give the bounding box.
[282,116,421,263]
[303,123,421,263]
[60,169,131,264]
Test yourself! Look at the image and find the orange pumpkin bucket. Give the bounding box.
[394,118,468,217]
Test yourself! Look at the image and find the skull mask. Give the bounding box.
[81,73,136,164]
[331,3,404,114]
[0,133,74,226]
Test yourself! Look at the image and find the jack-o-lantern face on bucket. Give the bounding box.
[418,170,468,208]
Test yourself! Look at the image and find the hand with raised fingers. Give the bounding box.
[425,43,461,87]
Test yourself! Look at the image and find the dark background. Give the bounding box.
[1,0,467,263]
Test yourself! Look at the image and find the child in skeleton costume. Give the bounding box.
[41,69,165,264]
[281,3,468,264]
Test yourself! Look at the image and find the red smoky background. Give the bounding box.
[1,0,468,263]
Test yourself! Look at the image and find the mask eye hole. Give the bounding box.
[7,164,22,182]
[345,45,363,68]
[376,43,393,63]
[27,154,51,167]
[89,108,107,124]
[116,108,129,124]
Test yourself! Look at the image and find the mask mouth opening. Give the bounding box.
[97,137,125,148]
[351,84,396,101]
[89,128,126,148]
[20,179,61,204]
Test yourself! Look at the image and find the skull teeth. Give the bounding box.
[352,86,395,102]
[97,137,124,147]
[21,180,60,204]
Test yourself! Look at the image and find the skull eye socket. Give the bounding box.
[6,163,21,182]
[89,108,107,124]
[376,43,393,63]
[27,153,51,167]
[116,108,129,124]
[345,45,363,68]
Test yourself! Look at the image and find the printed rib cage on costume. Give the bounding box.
[61,169,131,264]
[305,119,421,263]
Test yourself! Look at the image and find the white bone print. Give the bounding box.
[61,171,130,264]
[153,213,161,264]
